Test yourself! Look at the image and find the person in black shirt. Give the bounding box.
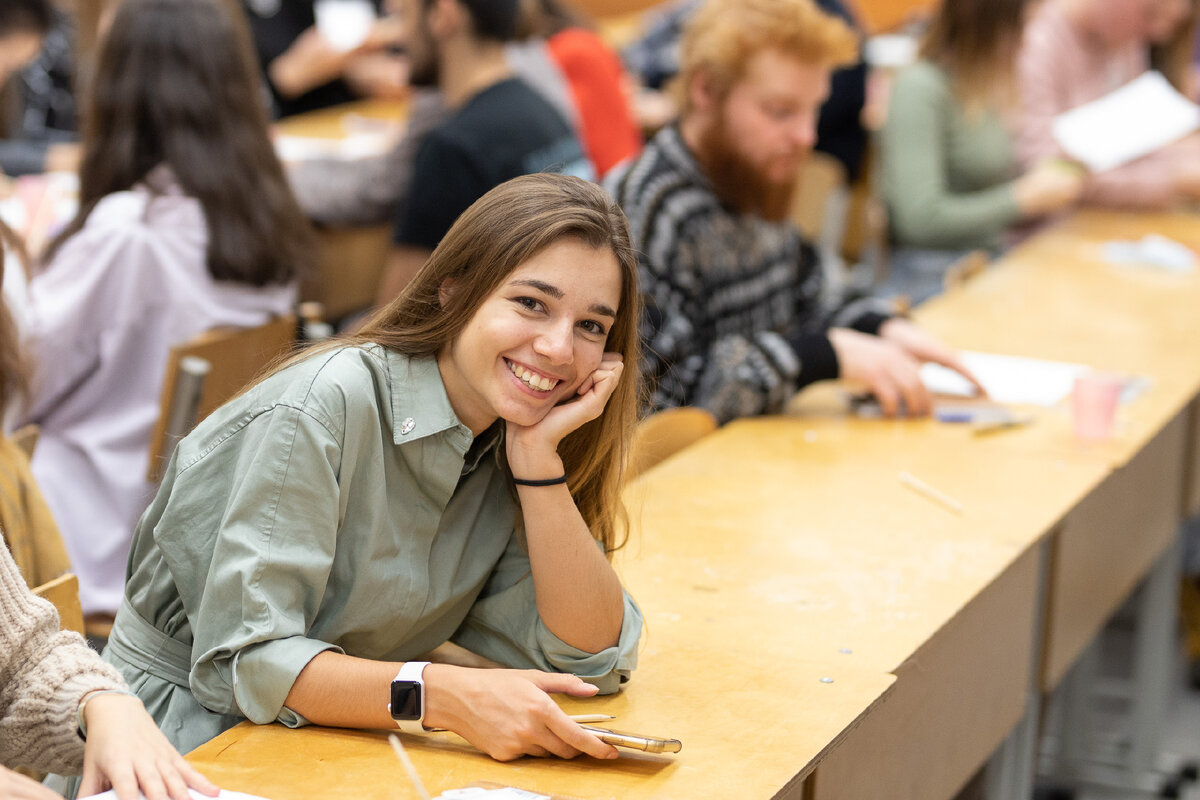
[376,0,589,304]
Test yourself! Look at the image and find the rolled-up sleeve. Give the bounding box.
[451,535,642,695]
[161,403,347,725]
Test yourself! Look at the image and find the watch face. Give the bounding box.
[389,680,422,720]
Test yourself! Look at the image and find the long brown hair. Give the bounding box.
[0,223,30,419]
[45,0,313,285]
[1152,0,1200,94]
[275,173,641,555]
[920,0,1028,115]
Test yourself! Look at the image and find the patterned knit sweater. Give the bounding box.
[605,124,888,423]
[0,542,125,773]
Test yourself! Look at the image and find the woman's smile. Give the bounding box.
[505,358,562,393]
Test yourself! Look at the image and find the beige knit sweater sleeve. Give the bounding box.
[0,543,126,774]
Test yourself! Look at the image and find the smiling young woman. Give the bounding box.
[101,172,645,763]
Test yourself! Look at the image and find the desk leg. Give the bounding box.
[1128,533,1182,771]
[984,537,1051,800]
[1039,533,1185,793]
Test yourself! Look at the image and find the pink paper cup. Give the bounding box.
[1072,372,1123,440]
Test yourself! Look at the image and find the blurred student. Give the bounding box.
[287,1,588,229]
[0,238,216,800]
[377,0,589,303]
[244,0,408,119]
[0,223,67,590]
[18,0,310,626]
[1017,0,1200,209]
[620,0,869,180]
[606,0,981,423]
[0,0,78,177]
[520,0,641,177]
[879,0,1083,304]
[105,174,642,758]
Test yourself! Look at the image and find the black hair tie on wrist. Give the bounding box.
[512,475,568,486]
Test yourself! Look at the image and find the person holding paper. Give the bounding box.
[104,174,642,761]
[606,0,982,422]
[1017,0,1200,209]
[880,0,1084,304]
[244,0,407,119]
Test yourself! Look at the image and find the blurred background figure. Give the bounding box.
[878,0,1083,305]
[1017,0,1200,210]
[244,0,407,118]
[0,0,78,176]
[18,0,310,630]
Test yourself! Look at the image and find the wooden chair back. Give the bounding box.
[305,225,392,323]
[32,572,85,637]
[147,315,297,482]
[791,150,849,245]
[628,407,718,481]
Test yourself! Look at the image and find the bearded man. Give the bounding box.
[606,0,980,423]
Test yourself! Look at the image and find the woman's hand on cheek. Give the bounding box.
[507,355,623,462]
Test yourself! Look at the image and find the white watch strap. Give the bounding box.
[391,661,430,734]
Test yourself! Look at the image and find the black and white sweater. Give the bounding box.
[605,125,888,423]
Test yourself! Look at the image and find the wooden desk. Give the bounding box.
[623,417,1103,800]
[275,99,409,140]
[911,210,1200,690]
[187,647,894,800]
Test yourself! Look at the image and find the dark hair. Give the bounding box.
[266,173,642,555]
[46,0,313,286]
[0,0,53,35]
[458,0,521,41]
[920,0,1028,112]
[0,223,30,418]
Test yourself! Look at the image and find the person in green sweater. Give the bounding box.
[879,0,1084,305]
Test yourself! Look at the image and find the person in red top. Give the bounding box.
[525,0,642,176]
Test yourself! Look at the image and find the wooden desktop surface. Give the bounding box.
[186,647,894,800]
[274,99,409,140]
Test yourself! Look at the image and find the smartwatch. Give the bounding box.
[389,661,430,734]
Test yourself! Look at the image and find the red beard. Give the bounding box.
[693,117,798,223]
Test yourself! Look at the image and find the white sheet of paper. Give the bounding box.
[921,351,1091,407]
[1052,71,1200,173]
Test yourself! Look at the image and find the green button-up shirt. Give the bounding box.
[105,345,642,753]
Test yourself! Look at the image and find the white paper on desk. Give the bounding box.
[921,351,1090,407]
[1052,71,1200,173]
[84,791,275,800]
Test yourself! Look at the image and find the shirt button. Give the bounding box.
[400,417,416,435]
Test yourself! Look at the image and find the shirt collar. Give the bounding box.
[384,349,474,452]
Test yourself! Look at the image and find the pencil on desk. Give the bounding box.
[388,733,432,800]
[568,714,616,723]
[898,471,964,515]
